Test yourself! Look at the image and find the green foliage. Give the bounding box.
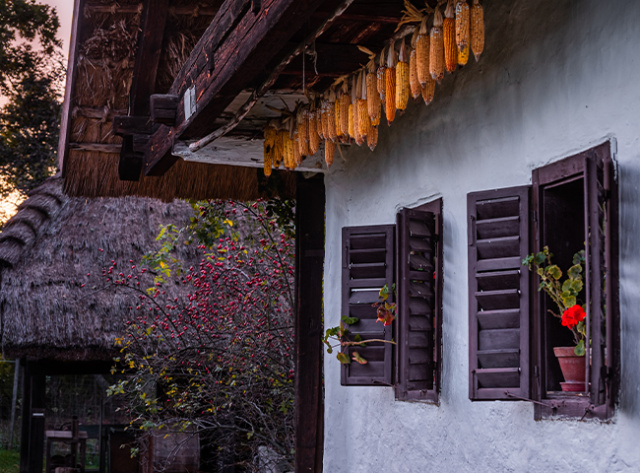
[0,449,19,473]
[0,0,64,203]
[523,246,587,354]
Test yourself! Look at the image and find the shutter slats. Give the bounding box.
[469,186,530,401]
[397,208,439,401]
[342,225,394,386]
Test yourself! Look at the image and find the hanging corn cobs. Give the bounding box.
[377,48,386,99]
[409,35,421,100]
[385,41,397,124]
[443,2,457,73]
[396,40,410,111]
[367,124,378,151]
[456,1,470,65]
[367,63,381,126]
[416,18,430,87]
[471,0,484,61]
[324,139,335,167]
[339,82,351,137]
[430,7,445,82]
[308,110,320,155]
[263,125,277,176]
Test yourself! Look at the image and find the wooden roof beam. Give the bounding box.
[143,0,347,176]
[116,0,169,181]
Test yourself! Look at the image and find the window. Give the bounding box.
[468,142,619,420]
[341,200,443,403]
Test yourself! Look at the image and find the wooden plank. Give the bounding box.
[69,143,122,154]
[295,174,324,473]
[129,0,169,114]
[119,0,169,181]
[112,115,153,135]
[58,0,87,178]
[144,0,334,175]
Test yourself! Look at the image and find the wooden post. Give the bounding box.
[20,362,46,473]
[294,173,325,473]
[9,358,20,450]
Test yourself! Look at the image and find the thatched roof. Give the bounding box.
[0,175,196,362]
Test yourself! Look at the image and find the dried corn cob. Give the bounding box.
[339,82,351,137]
[352,75,362,145]
[470,0,484,61]
[273,127,284,168]
[357,71,369,138]
[367,124,378,151]
[263,126,277,177]
[320,99,329,140]
[348,103,355,139]
[385,41,397,124]
[324,139,334,167]
[281,129,294,170]
[366,63,381,126]
[293,128,301,167]
[444,2,457,73]
[396,40,410,111]
[430,7,445,82]
[377,48,386,99]
[421,76,436,105]
[308,110,320,155]
[300,108,310,156]
[326,90,337,141]
[409,43,421,99]
[416,17,430,87]
[317,104,325,140]
[334,98,342,138]
[455,2,470,51]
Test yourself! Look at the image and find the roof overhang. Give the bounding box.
[59,0,412,200]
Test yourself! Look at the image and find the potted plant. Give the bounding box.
[523,246,587,392]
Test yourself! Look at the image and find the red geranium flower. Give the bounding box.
[561,304,586,329]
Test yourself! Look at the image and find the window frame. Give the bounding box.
[340,199,443,404]
[531,143,619,420]
[467,141,619,420]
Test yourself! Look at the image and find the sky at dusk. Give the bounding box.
[44,0,74,57]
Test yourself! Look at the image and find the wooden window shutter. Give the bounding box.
[396,207,441,402]
[585,144,619,414]
[341,225,395,386]
[468,186,531,401]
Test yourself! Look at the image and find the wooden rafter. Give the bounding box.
[116,0,169,181]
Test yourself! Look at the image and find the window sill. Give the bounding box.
[534,393,613,421]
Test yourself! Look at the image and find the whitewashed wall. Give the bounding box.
[322,1,640,471]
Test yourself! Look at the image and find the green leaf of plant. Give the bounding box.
[351,352,368,365]
[570,279,583,293]
[561,293,576,308]
[341,316,359,325]
[574,340,585,356]
[547,265,562,280]
[567,265,582,281]
[354,334,363,342]
[336,352,350,364]
[534,252,547,265]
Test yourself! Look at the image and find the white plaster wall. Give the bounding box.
[323,1,640,471]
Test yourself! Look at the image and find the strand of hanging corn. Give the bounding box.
[260,0,485,174]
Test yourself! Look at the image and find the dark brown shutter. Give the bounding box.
[396,208,439,401]
[341,225,394,386]
[468,186,531,400]
[585,144,618,412]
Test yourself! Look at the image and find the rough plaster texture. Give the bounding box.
[323,1,640,471]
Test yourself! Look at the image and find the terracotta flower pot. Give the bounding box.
[553,346,586,392]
